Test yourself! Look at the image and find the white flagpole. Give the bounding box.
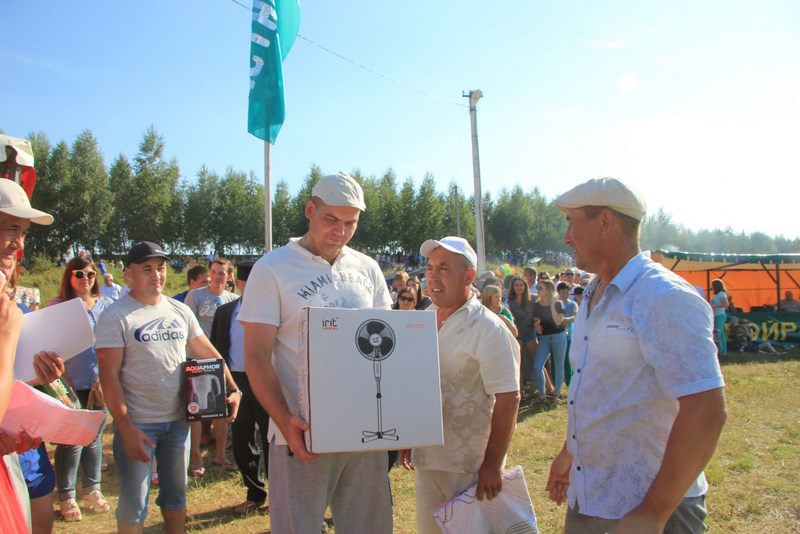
[264,141,272,251]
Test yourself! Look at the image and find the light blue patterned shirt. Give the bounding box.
[566,251,724,519]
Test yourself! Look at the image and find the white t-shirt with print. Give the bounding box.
[237,238,393,445]
[96,294,203,424]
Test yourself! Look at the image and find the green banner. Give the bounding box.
[248,0,301,143]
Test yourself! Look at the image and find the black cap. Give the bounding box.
[125,241,170,267]
[237,259,255,281]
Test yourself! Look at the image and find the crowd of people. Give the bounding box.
[0,173,734,533]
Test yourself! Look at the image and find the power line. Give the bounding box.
[232,0,467,108]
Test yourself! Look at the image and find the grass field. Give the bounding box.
[44,351,799,533]
[20,264,799,532]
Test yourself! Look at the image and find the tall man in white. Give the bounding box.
[546,177,727,533]
[400,236,521,534]
[239,173,394,533]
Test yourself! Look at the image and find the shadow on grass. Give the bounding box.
[517,396,562,423]
[183,506,270,533]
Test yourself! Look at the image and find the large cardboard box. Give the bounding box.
[183,358,229,421]
[299,307,443,453]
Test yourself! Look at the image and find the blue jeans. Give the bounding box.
[534,332,567,398]
[714,313,727,355]
[55,389,107,501]
[113,419,190,525]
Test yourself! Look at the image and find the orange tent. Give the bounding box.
[650,250,800,313]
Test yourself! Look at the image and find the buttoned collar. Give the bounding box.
[587,251,651,301]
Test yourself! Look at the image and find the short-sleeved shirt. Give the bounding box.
[566,252,724,519]
[412,296,520,474]
[183,286,237,336]
[496,306,514,325]
[710,291,728,316]
[184,286,237,359]
[99,283,122,301]
[237,238,393,445]
[95,294,203,423]
[532,299,566,335]
[508,299,535,339]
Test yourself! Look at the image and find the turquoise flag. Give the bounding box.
[248,0,301,143]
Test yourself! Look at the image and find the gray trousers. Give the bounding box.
[565,495,707,534]
[268,442,393,534]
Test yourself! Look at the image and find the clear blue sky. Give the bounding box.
[3,1,798,240]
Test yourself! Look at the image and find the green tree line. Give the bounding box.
[8,127,799,261]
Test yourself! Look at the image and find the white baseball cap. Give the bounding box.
[420,236,477,268]
[311,172,366,211]
[0,180,53,225]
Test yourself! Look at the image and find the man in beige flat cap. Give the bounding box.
[546,177,727,533]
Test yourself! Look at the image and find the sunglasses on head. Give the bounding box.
[399,296,415,303]
[73,270,97,280]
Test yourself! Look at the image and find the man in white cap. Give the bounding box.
[400,236,520,534]
[239,172,394,533]
[546,177,727,533]
[0,179,54,531]
[0,179,53,278]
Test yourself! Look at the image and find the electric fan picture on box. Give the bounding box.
[183,358,229,421]
[298,307,444,453]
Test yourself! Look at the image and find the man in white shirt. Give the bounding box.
[239,173,394,533]
[400,236,520,534]
[546,177,727,533]
[100,273,122,301]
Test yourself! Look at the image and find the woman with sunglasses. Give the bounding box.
[531,279,567,405]
[392,287,419,310]
[46,256,113,521]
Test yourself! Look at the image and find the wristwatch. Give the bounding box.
[228,388,243,397]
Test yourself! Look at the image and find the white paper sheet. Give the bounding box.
[433,465,539,534]
[0,381,106,446]
[13,298,95,383]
